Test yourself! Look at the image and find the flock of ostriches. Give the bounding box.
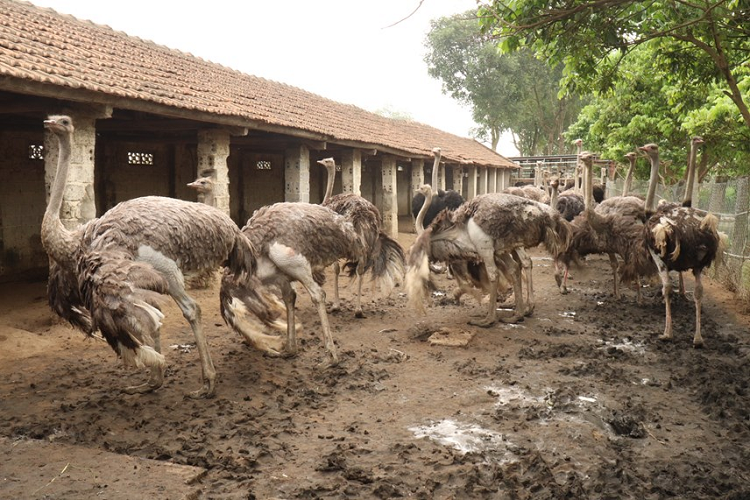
[42,115,723,398]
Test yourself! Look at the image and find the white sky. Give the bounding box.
[28,0,519,157]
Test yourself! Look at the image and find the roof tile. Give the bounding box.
[1,0,516,167]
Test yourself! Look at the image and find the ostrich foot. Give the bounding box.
[123,381,161,395]
[497,310,524,323]
[523,304,535,317]
[318,356,340,370]
[327,304,341,314]
[355,310,366,319]
[123,370,164,395]
[559,287,569,295]
[468,317,496,328]
[186,381,215,400]
[693,339,704,348]
[658,333,673,342]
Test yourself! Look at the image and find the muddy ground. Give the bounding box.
[1,230,749,499]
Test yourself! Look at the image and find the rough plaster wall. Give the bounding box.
[175,143,196,202]
[242,153,284,221]
[104,142,170,207]
[0,130,48,276]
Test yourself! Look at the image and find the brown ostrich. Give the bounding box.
[224,201,373,367]
[407,189,571,325]
[316,157,405,318]
[640,142,722,347]
[43,115,285,398]
[622,152,637,196]
[555,151,652,299]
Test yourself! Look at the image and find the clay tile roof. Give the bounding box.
[1,0,517,168]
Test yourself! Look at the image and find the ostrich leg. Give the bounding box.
[649,249,674,341]
[692,269,705,347]
[608,252,621,299]
[330,261,341,312]
[513,249,535,316]
[354,262,366,318]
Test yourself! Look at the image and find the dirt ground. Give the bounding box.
[1,230,750,499]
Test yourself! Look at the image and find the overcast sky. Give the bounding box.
[28,0,520,157]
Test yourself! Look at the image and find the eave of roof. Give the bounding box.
[0,0,516,168]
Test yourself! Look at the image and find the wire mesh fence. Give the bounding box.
[608,176,750,302]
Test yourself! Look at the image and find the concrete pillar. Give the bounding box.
[45,115,98,229]
[284,144,310,203]
[452,166,463,197]
[197,129,230,215]
[478,166,488,195]
[341,149,361,196]
[411,158,425,196]
[466,165,477,200]
[490,168,498,193]
[381,156,398,237]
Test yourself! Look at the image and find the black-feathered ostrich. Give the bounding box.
[42,115,286,398]
[407,189,571,325]
[639,142,723,347]
[224,201,379,367]
[411,148,464,227]
[316,157,405,318]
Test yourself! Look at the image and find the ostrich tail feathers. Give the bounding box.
[700,212,719,234]
[651,219,673,257]
[48,261,94,334]
[120,343,166,370]
[220,271,288,354]
[227,233,259,277]
[371,232,406,294]
[405,235,432,315]
[79,250,169,359]
[544,216,572,259]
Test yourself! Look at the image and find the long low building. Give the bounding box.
[0,0,518,280]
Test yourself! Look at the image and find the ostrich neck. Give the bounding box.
[415,189,433,236]
[623,158,636,196]
[41,131,78,268]
[550,183,559,208]
[683,142,698,206]
[431,154,441,191]
[644,154,660,212]
[323,165,335,204]
[199,190,215,207]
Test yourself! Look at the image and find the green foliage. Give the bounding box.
[424,10,584,155]
[479,0,750,178]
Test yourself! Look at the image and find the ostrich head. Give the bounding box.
[44,115,74,136]
[431,147,441,157]
[549,176,560,190]
[692,136,704,146]
[317,157,336,171]
[187,176,214,195]
[624,152,637,162]
[638,143,659,158]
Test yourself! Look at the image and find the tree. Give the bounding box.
[478,0,750,132]
[424,11,584,155]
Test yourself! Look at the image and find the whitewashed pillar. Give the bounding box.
[381,156,398,237]
[45,108,110,228]
[490,168,498,193]
[478,166,488,195]
[452,166,464,197]
[284,144,310,203]
[341,149,361,196]
[466,165,478,200]
[197,129,231,215]
[411,158,425,196]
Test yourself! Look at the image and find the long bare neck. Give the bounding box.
[431,154,441,191]
[42,131,78,268]
[644,153,660,213]
[683,141,699,206]
[415,188,433,236]
[550,181,559,207]
[323,164,336,204]
[622,157,636,196]
[199,190,215,207]
[583,159,594,211]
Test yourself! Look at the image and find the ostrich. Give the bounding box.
[555,151,651,299]
[187,169,216,206]
[224,202,371,367]
[640,142,722,346]
[622,152,637,196]
[42,115,286,398]
[316,157,405,318]
[411,148,464,228]
[186,169,219,289]
[407,189,571,325]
